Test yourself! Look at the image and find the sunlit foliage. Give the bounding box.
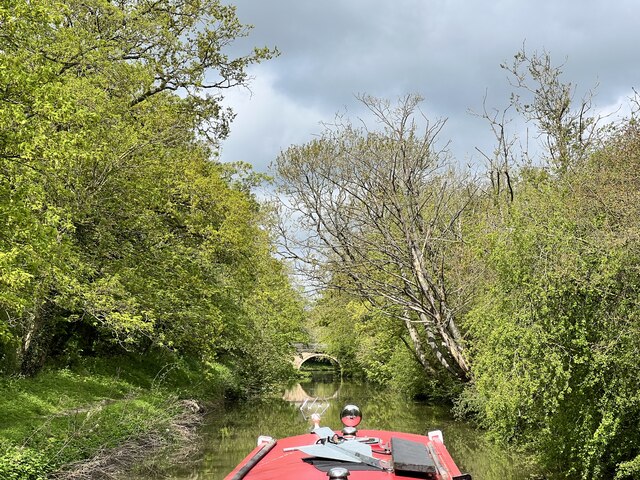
[0,0,302,390]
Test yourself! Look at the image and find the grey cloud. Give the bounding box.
[219,0,640,171]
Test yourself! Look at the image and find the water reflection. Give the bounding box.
[282,382,340,405]
[157,375,538,480]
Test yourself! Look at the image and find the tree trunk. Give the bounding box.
[409,244,469,377]
[20,302,54,376]
[403,315,436,375]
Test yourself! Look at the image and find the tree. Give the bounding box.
[226,250,307,395]
[0,0,281,374]
[460,54,640,479]
[500,47,604,173]
[275,94,475,380]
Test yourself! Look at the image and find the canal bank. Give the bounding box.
[0,354,227,480]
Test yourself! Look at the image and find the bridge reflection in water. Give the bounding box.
[282,382,341,405]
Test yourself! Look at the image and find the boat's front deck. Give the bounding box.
[225,428,468,480]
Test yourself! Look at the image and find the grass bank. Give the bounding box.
[0,353,233,480]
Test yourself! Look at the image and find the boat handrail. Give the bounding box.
[229,438,277,480]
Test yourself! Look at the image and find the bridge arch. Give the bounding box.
[293,352,341,370]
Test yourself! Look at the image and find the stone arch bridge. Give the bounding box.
[292,343,341,371]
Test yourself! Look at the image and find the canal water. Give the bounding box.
[162,373,536,480]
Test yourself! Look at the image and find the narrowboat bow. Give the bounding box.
[226,403,472,480]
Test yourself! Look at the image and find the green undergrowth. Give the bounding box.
[0,353,232,480]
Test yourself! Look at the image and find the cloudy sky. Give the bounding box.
[217,0,640,173]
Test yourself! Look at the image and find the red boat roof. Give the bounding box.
[225,428,470,480]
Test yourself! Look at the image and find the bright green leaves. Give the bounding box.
[464,125,640,478]
[227,253,306,395]
[0,0,296,386]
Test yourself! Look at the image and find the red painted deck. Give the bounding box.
[225,429,465,480]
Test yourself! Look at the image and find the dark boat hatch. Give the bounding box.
[391,437,437,477]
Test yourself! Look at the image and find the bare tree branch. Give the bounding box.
[275,94,475,379]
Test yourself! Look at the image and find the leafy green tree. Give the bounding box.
[0,0,290,376]
[462,56,640,478]
[464,158,640,478]
[225,251,307,395]
[310,289,461,400]
[307,290,363,377]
